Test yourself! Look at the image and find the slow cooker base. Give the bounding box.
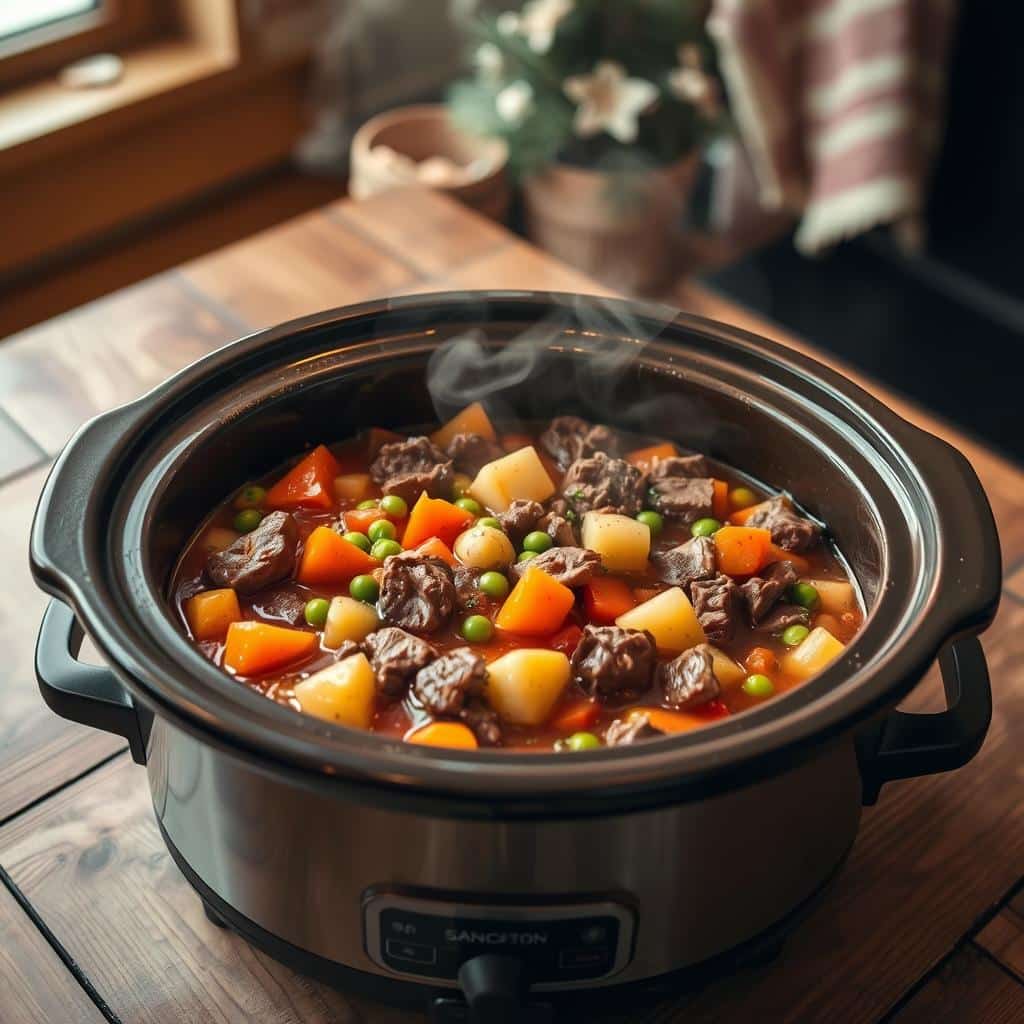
[160,818,851,1016]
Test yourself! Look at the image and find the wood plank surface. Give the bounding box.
[0,879,106,1024]
[0,411,43,483]
[976,889,1024,984]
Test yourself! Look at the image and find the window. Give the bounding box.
[0,0,161,90]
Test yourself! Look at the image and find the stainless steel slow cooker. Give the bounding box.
[30,292,1000,1020]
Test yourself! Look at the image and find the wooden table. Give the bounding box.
[1,187,1022,1024]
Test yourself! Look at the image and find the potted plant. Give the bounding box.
[449,0,724,292]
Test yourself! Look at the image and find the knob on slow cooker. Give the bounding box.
[457,955,552,1023]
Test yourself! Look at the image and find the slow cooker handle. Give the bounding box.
[35,600,148,765]
[858,636,990,805]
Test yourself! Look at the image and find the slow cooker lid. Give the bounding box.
[31,292,1000,807]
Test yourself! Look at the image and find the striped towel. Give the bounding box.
[708,0,957,254]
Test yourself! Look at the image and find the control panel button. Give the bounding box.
[385,938,437,965]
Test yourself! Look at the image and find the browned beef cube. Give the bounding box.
[379,551,456,634]
[571,625,657,699]
[370,436,453,504]
[206,511,298,594]
[658,643,720,710]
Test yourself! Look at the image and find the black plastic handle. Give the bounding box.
[859,635,991,805]
[35,599,148,764]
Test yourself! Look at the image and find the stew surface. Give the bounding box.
[171,405,863,752]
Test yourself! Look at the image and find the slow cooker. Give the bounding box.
[30,292,1000,1020]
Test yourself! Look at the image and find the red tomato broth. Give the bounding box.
[171,424,864,751]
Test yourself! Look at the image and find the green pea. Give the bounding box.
[461,614,494,644]
[342,531,371,552]
[517,550,538,563]
[781,624,810,647]
[477,517,502,531]
[371,539,403,560]
[742,673,775,698]
[730,486,758,510]
[565,731,601,752]
[478,571,509,599]
[788,582,820,611]
[380,494,408,519]
[455,497,484,516]
[368,519,397,543]
[233,508,264,533]
[522,530,553,554]
[304,598,330,628]
[691,517,722,538]
[349,574,380,603]
[356,499,379,510]
[636,509,664,535]
[235,485,266,510]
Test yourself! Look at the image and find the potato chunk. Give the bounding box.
[783,626,845,681]
[431,401,497,450]
[707,646,745,688]
[333,473,373,502]
[615,587,705,653]
[323,596,379,649]
[581,511,650,571]
[804,579,857,616]
[454,525,516,570]
[486,649,570,725]
[469,446,555,513]
[293,653,376,728]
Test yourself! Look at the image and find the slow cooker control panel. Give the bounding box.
[363,890,635,987]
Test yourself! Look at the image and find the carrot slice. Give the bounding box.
[430,402,497,450]
[297,526,379,585]
[729,499,771,526]
[415,536,458,567]
[343,506,386,534]
[406,721,479,750]
[401,493,474,549]
[712,479,729,521]
[551,697,599,733]
[625,442,677,467]
[223,621,318,676]
[184,589,241,641]
[264,445,341,512]
[745,646,777,674]
[547,624,583,657]
[642,707,709,734]
[495,567,575,636]
[766,543,810,574]
[583,577,637,623]
[713,526,772,576]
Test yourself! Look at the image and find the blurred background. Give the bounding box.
[0,0,1019,459]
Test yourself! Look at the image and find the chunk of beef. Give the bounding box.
[414,647,487,717]
[647,453,709,480]
[540,415,622,470]
[538,508,578,547]
[651,536,716,588]
[689,573,741,645]
[605,713,663,747]
[658,643,720,710]
[369,436,453,504]
[571,625,657,699]
[363,627,437,698]
[511,546,602,588]
[207,511,298,594]
[648,476,714,523]
[254,587,308,626]
[459,703,503,747]
[562,452,646,516]
[499,499,543,542]
[446,432,504,476]
[746,496,821,552]
[741,561,798,624]
[753,604,810,634]
[379,551,456,634]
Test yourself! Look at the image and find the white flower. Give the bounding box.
[496,80,534,125]
[474,42,504,80]
[563,61,658,144]
[519,0,574,53]
[496,11,520,35]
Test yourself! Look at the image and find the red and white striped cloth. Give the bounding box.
[708,0,957,253]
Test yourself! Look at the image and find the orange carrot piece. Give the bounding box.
[713,526,772,576]
[184,589,241,641]
[366,427,404,458]
[401,493,474,549]
[415,536,458,567]
[406,721,479,749]
[625,442,677,467]
[223,621,318,676]
[551,698,600,734]
[583,577,637,623]
[297,526,379,586]
[643,707,710,734]
[495,566,575,636]
[712,479,729,521]
[766,543,810,574]
[343,506,386,534]
[430,402,497,450]
[264,445,341,512]
[547,624,583,657]
[745,646,777,675]
[728,499,772,526]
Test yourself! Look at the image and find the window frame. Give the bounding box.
[0,0,166,90]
